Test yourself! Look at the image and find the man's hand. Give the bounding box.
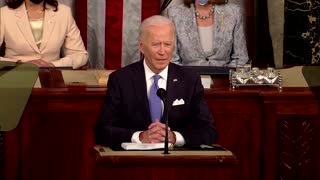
[139,120,176,144]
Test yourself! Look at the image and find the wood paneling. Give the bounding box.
[1,72,320,180]
[262,92,320,180]
[3,89,106,180]
[206,91,262,180]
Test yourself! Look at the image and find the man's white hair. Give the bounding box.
[139,15,176,40]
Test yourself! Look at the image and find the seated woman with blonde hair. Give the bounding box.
[167,0,248,67]
[0,0,88,69]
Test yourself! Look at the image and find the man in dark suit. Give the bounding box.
[95,15,216,148]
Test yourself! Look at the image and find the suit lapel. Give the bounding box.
[131,62,182,123]
[40,7,56,51]
[15,4,40,53]
[132,61,152,122]
[165,64,182,119]
[212,5,224,54]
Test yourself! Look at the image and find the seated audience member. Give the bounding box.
[95,15,217,148]
[167,0,248,67]
[0,0,88,69]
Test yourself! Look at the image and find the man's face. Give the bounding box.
[139,24,174,74]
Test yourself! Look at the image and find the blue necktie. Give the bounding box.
[149,74,162,122]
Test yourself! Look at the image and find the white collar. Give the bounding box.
[143,59,168,81]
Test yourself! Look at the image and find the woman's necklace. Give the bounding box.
[195,5,215,20]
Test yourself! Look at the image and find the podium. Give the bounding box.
[92,145,238,180]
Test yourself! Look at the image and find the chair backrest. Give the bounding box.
[229,0,255,63]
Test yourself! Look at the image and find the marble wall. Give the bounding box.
[283,0,320,65]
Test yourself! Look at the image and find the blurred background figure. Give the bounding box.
[0,0,88,69]
[167,0,248,67]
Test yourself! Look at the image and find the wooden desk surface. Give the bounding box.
[94,146,234,157]
[93,145,237,165]
[34,66,311,89]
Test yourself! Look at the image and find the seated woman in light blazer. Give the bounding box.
[167,0,248,67]
[0,0,88,69]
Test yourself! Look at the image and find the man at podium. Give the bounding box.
[95,15,216,148]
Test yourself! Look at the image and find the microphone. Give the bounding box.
[157,88,170,154]
[156,88,167,101]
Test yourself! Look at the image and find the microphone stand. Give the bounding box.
[163,101,170,154]
[157,88,170,154]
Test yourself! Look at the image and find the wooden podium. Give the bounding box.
[92,145,238,180]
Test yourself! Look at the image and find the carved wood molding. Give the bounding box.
[279,116,315,180]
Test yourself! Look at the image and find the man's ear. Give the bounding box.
[139,41,144,54]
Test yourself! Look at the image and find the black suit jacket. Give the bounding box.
[95,61,217,147]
